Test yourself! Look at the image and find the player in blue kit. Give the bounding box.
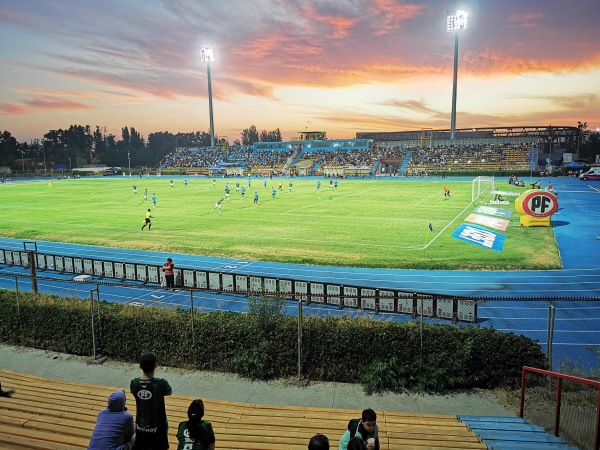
[254,191,259,206]
[272,187,276,200]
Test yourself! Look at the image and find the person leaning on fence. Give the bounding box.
[130,352,172,450]
[338,408,379,450]
[87,389,135,450]
[162,258,174,289]
[308,434,329,450]
[176,399,215,450]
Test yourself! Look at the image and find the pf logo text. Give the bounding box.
[522,192,558,218]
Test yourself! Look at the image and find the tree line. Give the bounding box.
[0,124,283,171]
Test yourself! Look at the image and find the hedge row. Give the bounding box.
[0,290,547,393]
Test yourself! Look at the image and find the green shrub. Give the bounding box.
[0,289,548,392]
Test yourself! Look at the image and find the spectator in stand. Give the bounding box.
[308,434,329,450]
[88,390,135,450]
[176,399,215,450]
[130,352,172,450]
[338,408,379,450]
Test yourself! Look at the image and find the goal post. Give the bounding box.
[472,176,495,202]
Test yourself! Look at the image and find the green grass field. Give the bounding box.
[0,176,561,270]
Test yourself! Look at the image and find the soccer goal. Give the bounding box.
[471,176,495,202]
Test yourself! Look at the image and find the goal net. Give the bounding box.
[471,176,495,202]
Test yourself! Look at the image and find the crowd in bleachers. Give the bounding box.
[406,143,530,175]
[158,143,532,176]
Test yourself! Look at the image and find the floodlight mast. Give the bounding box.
[200,47,216,148]
[447,10,468,141]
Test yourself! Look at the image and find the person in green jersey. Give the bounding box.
[130,352,172,450]
[176,399,215,450]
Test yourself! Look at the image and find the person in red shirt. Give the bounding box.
[162,258,174,289]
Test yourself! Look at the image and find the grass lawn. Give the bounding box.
[0,176,561,270]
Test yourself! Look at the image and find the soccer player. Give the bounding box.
[143,189,148,201]
[334,179,338,189]
[316,181,321,192]
[151,193,157,208]
[329,179,333,189]
[224,186,230,201]
[288,181,293,192]
[184,178,188,187]
[272,187,277,200]
[241,187,246,198]
[278,181,283,191]
[170,179,174,188]
[212,178,216,187]
[254,191,259,206]
[212,198,224,212]
[141,209,153,230]
[264,179,267,189]
[235,181,240,192]
[133,184,138,195]
[444,187,451,197]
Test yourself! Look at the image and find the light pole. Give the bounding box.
[128,151,131,175]
[200,47,216,148]
[447,10,468,141]
[69,157,71,172]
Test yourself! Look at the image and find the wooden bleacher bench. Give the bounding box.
[0,369,486,450]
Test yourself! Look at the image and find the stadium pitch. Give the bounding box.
[0,176,560,270]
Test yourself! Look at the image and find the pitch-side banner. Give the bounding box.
[473,205,512,219]
[465,213,510,231]
[451,224,506,252]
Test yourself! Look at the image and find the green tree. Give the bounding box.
[241,125,259,145]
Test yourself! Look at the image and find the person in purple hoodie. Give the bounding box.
[88,389,135,450]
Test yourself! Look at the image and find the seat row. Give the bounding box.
[0,369,486,450]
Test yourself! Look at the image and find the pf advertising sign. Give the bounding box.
[515,189,558,227]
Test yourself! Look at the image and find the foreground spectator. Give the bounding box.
[339,408,379,450]
[176,399,215,450]
[348,436,368,450]
[131,352,173,450]
[88,390,135,450]
[309,434,329,450]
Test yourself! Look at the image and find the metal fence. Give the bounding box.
[520,366,600,450]
[1,270,599,375]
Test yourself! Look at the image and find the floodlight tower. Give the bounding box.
[447,10,468,141]
[200,47,216,148]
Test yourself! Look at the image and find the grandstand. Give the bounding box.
[0,367,581,450]
[155,125,581,178]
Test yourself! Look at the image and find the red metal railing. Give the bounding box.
[521,366,600,450]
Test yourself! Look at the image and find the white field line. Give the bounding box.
[280,186,386,214]
[424,199,476,250]
[414,192,443,206]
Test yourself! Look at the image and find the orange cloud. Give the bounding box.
[369,0,426,36]
[0,102,27,115]
[24,97,92,111]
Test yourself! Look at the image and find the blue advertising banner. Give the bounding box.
[529,145,538,171]
[451,224,506,252]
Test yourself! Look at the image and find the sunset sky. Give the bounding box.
[1,0,599,143]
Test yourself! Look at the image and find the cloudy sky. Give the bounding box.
[1,0,599,143]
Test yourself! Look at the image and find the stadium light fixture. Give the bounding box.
[200,47,216,148]
[447,9,469,141]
